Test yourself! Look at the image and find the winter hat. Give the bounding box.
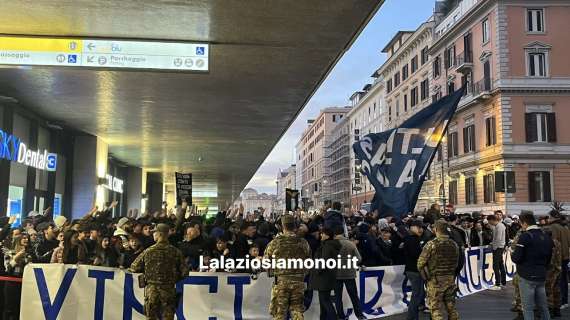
[358,223,370,234]
[54,216,67,230]
[117,217,130,229]
[378,218,389,231]
[503,218,513,226]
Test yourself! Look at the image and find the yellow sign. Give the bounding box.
[0,36,82,53]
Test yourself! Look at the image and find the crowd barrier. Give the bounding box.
[19,245,514,320]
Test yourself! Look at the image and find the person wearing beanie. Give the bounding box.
[114,217,131,250]
[54,216,67,231]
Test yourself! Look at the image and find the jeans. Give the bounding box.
[318,290,337,320]
[334,278,364,318]
[561,259,569,305]
[493,248,507,286]
[405,271,425,320]
[519,277,550,320]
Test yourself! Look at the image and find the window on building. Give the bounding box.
[411,55,419,73]
[311,167,314,178]
[527,52,547,77]
[437,144,443,161]
[387,79,393,93]
[433,56,441,78]
[485,117,497,146]
[448,81,455,95]
[411,87,418,107]
[463,124,476,153]
[482,18,490,43]
[449,180,458,205]
[527,9,544,33]
[394,72,401,87]
[420,79,429,101]
[525,112,556,143]
[332,115,337,122]
[402,64,409,81]
[396,99,400,117]
[432,90,442,102]
[444,45,456,69]
[403,94,408,112]
[483,174,495,203]
[528,171,551,202]
[421,46,429,65]
[447,131,459,157]
[314,183,318,192]
[388,106,392,122]
[465,176,477,205]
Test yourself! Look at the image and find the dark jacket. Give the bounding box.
[33,236,59,263]
[309,239,341,291]
[178,236,206,271]
[512,226,553,282]
[403,234,423,273]
[323,210,344,235]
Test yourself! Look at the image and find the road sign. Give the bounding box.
[0,36,209,71]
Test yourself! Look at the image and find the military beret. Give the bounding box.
[154,223,170,234]
[281,214,295,225]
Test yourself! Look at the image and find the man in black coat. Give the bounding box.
[403,220,426,320]
[512,213,553,320]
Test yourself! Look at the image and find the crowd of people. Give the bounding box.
[0,199,569,320]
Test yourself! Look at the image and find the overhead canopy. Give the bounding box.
[0,0,384,208]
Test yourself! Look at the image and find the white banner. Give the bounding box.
[20,246,514,320]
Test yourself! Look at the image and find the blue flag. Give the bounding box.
[353,88,465,218]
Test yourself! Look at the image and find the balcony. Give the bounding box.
[458,77,494,109]
[472,77,493,98]
[455,51,473,73]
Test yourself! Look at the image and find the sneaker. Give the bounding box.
[560,304,569,310]
[489,285,502,291]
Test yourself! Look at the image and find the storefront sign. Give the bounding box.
[104,174,124,193]
[0,129,57,171]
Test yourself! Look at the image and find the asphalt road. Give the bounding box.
[381,282,570,320]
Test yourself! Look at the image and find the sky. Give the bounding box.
[245,0,435,195]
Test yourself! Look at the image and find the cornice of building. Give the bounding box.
[374,20,435,77]
[430,0,497,53]
[346,80,384,119]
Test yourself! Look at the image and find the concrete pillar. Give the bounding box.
[126,167,143,212]
[71,136,108,219]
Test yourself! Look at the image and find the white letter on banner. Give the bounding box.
[398,128,420,154]
[17,142,26,163]
[396,160,416,188]
[361,137,373,159]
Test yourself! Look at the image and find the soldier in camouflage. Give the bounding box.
[510,230,524,314]
[264,214,311,320]
[544,227,562,317]
[129,223,187,320]
[417,219,460,320]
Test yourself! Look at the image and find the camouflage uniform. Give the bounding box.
[129,240,187,320]
[510,230,523,312]
[417,225,460,320]
[546,238,562,309]
[265,228,311,320]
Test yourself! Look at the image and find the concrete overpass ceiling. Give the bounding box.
[0,0,384,207]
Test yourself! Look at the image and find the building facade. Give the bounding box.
[428,0,570,215]
[325,117,351,207]
[296,107,350,210]
[347,78,385,210]
[234,188,276,214]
